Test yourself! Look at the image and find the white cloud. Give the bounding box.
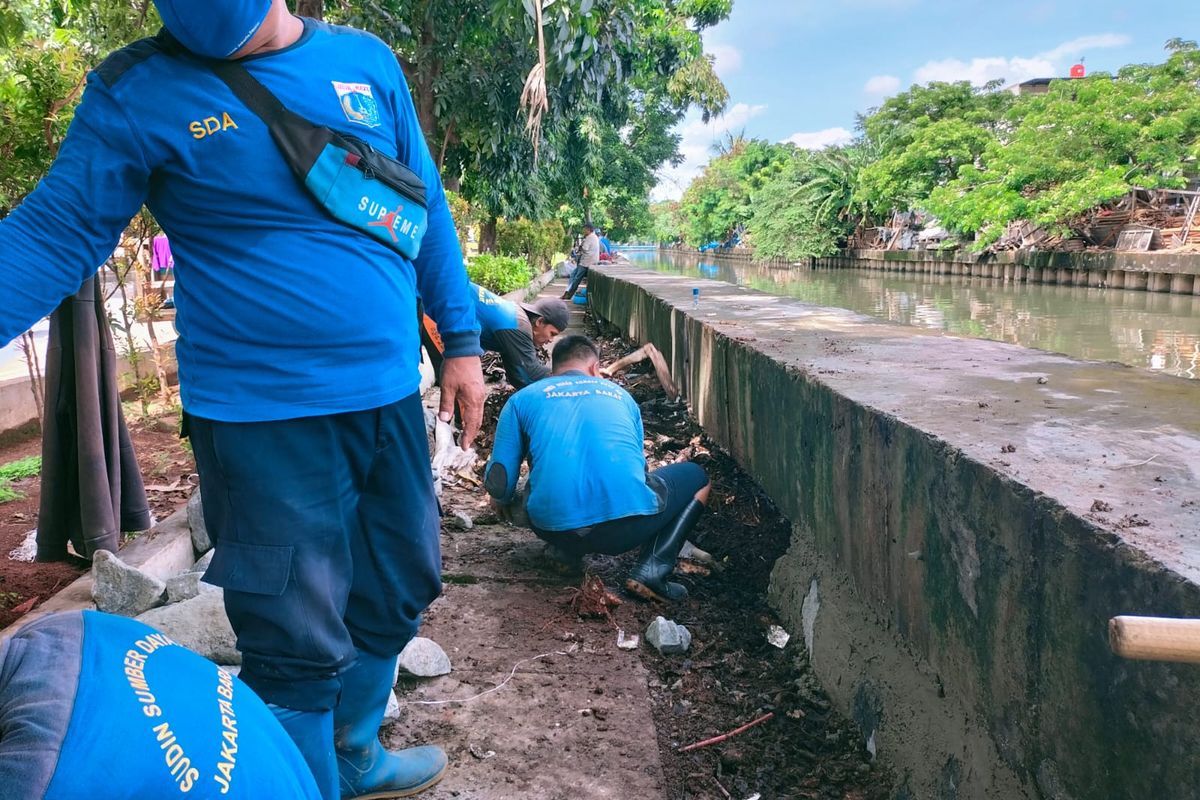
[864,74,901,95]
[1039,33,1131,62]
[707,43,743,79]
[651,103,768,201]
[783,127,854,150]
[912,32,1131,88]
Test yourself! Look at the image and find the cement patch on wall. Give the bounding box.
[588,264,1200,800]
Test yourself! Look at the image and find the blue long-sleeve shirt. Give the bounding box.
[0,20,480,422]
[484,372,662,531]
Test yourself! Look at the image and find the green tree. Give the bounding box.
[928,41,1200,248]
[679,137,792,244]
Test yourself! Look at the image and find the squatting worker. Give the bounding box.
[561,223,601,300]
[484,336,711,602]
[421,283,571,389]
[0,611,323,798]
[0,2,487,798]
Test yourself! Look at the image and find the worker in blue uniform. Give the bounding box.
[0,611,322,799]
[421,284,570,390]
[484,336,711,602]
[0,1,485,797]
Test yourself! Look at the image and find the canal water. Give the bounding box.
[630,251,1200,380]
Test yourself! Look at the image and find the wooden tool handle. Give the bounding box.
[1109,616,1200,664]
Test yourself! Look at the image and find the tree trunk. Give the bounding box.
[294,0,323,19]
[479,217,498,253]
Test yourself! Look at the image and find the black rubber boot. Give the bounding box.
[625,499,704,602]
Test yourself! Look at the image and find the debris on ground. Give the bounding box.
[445,510,474,531]
[645,616,692,655]
[617,629,640,650]
[397,636,452,677]
[566,574,623,622]
[7,529,37,563]
[766,625,790,649]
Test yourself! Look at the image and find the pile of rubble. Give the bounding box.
[88,490,453,715]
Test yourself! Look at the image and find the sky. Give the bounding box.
[651,0,1200,201]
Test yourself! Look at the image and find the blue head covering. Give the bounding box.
[154,0,274,58]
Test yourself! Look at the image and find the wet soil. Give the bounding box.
[0,407,195,629]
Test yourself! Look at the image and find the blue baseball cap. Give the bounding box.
[154,0,273,59]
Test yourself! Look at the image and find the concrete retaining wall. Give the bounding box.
[815,249,1200,296]
[588,264,1200,800]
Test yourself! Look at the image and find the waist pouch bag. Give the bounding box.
[210,60,428,260]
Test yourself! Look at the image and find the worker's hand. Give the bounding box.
[440,356,486,449]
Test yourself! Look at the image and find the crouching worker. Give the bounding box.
[0,611,322,799]
[484,336,710,601]
[422,284,570,390]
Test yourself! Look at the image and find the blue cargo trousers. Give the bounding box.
[186,391,440,711]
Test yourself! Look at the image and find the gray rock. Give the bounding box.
[397,637,452,677]
[189,548,215,575]
[445,511,474,531]
[645,616,692,655]
[187,490,212,556]
[165,571,220,604]
[91,550,167,617]
[384,689,401,723]
[137,589,240,665]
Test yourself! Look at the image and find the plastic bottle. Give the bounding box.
[692,287,700,308]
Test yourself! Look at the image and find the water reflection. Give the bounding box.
[636,252,1200,380]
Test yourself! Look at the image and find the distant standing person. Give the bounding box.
[561,223,600,300]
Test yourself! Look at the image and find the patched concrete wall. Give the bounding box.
[589,264,1200,800]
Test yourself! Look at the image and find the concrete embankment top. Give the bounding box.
[601,264,1200,577]
[589,262,1200,798]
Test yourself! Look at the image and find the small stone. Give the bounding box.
[383,689,401,723]
[137,589,240,664]
[397,637,452,677]
[1037,377,1049,385]
[91,550,167,617]
[187,490,212,556]
[165,571,220,604]
[645,616,692,655]
[189,549,216,575]
[445,511,474,531]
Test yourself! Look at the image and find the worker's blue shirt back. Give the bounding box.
[485,372,662,531]
[0,611,321,799]
[0,20,480,422]
[471,282,520,346]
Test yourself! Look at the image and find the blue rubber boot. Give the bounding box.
[335,651,448,799]
[269,705,339,800]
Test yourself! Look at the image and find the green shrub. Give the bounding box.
[497,217,568,274]
[467,254,533,295]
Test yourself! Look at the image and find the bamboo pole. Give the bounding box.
[1109,616,1200,664]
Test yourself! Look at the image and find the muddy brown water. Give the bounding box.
[635,251,1200,380]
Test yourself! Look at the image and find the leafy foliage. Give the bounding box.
[663,41,1200,256]
[467,253,535,294]
[497,217,569,273]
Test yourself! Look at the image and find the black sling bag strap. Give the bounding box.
[208,59,430,260]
